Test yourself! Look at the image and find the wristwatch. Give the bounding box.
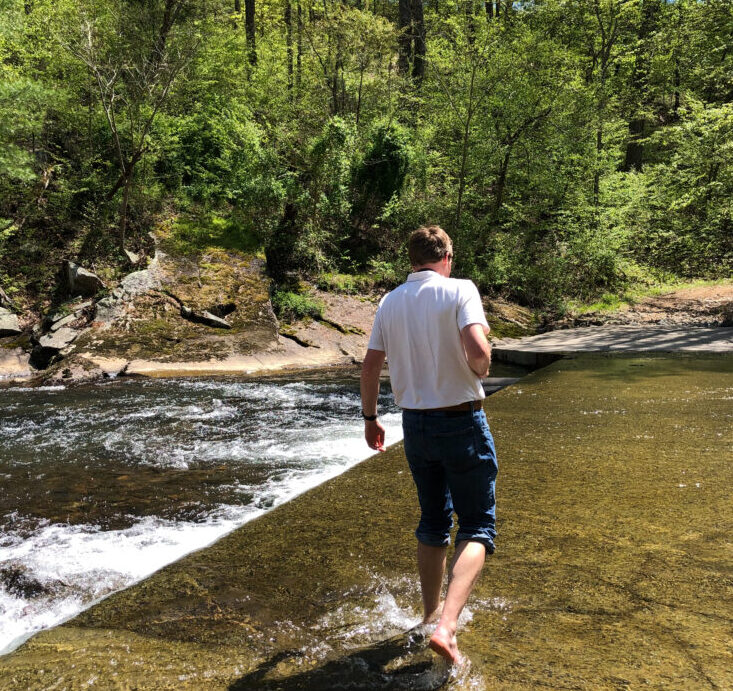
[361,411,378,421]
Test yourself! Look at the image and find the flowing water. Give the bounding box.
[0,370,408,655]
[0,364,526,659]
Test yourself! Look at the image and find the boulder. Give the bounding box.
[94,253,164,326]
[46,300,93,332]
[38,326,80,351]
[49,313,77,332]
[0,347,31,378]
[124,249,141,265]
[30,327,83,369]
[0,307,21,337]
[66,261,105,297]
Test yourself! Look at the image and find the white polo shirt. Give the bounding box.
[367,270,489,409]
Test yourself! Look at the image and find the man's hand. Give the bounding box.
[365,419,386,452]
[361,348,387,451]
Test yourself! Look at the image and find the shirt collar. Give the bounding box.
[407,270,441,282]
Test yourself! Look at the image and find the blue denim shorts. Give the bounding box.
[402,407,497,554]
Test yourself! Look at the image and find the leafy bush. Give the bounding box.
[271,289,325,323]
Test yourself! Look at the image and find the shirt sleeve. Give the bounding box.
[367,305,386,352]
[457,281,489,331]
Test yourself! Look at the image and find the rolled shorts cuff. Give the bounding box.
[456,531,495,555]
[415,529,451,548]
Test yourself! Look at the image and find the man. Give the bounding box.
[360,225,497,665]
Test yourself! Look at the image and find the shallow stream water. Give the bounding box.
[0,364,525,657]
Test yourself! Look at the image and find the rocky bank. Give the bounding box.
[0,244,385,386]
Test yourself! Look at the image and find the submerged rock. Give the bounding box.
[0,308,21,337]
[0,565,55,599]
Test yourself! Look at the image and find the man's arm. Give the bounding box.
[461,323,491,378]
[360,348,387,451]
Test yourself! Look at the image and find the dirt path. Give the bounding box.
[569,283,733,328]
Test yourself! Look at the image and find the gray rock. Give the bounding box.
[199,310,232,329]
[46,301,93,331]
[124,249,141,265]
[180,306,231,329]
[93,252,164,326]
[38,327,79,351]
[66,261,105,297]
[31,327,85,369]
[0,308,21,337]
[94,296,117,324]
[49,313,77,332]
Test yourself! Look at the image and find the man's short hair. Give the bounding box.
[408,225,452,267]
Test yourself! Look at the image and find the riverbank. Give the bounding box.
[2,352,730,689]
[2,279,731,386]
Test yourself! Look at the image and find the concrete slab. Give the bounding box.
[493,325,733,367]
[1,353,731,689]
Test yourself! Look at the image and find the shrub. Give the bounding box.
[271,289,324,323]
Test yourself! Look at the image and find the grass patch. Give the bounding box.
[271,289,324,323]
[160,213,262,256]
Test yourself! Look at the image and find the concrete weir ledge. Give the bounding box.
[492,325,733,367]
[1,351,732,689]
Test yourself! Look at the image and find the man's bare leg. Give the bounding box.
[429,540,486,664]
[417,542,447,623]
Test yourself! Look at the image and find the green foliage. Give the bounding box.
[634,101,733,276]
[1,0,730,311]
[161,213,262,256]
[271,289,324,323]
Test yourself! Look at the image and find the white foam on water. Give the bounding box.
[0,405,404,656]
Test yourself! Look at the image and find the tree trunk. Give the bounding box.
[356,69,365,125]
[296,0,302,91]
[623,0,660,172]
[455,65,477,231]
[119,171,133,251]
[245,0,257,66]
[625,119,644,172]
[285,0,293,95]
[485,0,493,20]
[494,147,511,215]
[398,0,412,76]
[149,0,180,75]
[594,125,602,207]
[411,0,425,85]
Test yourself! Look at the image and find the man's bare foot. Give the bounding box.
[422,600,444,625]
[428,624,461,664]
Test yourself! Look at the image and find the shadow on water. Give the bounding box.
[229,627,453,690]
[539,351,733,383]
